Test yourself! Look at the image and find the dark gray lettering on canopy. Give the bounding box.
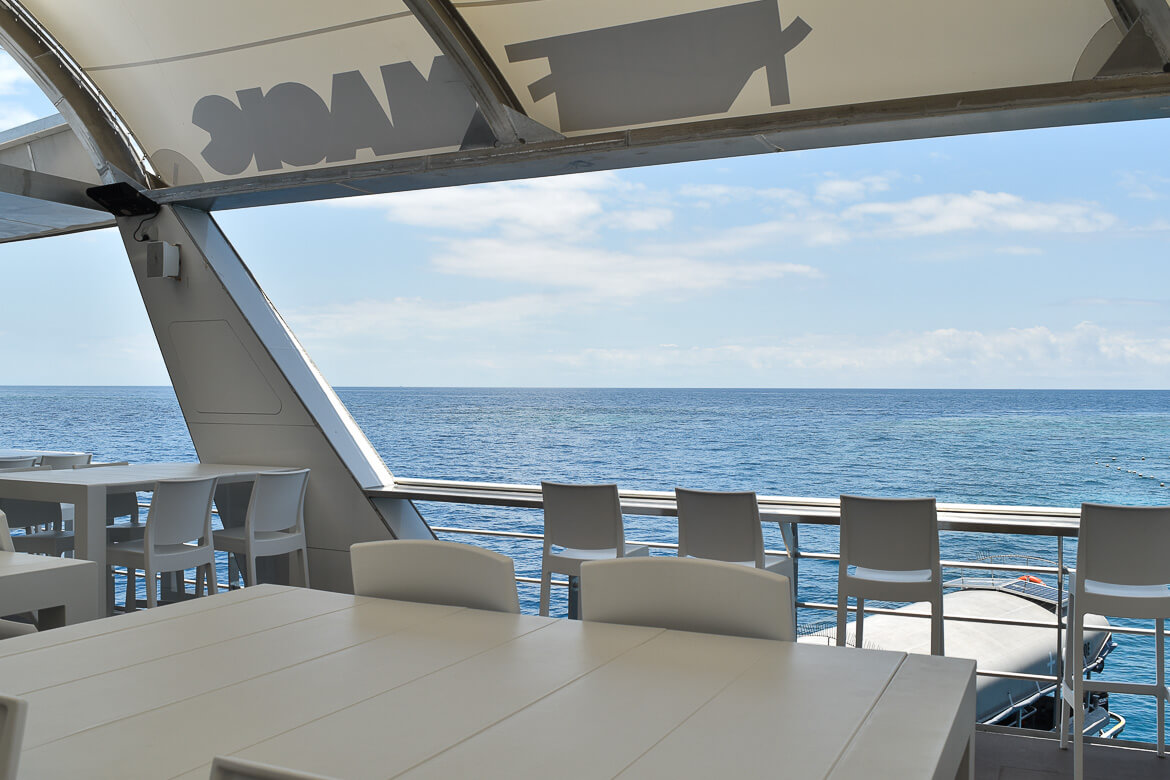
[505,0,811,132]
[192,55,481,175]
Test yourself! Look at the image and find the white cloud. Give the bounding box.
[548,323,1170,379]
[815,175,890,204]
[1118,171,1170,200]
[288,295,555,342]
[332,171,669,239]
[679,184,807,207]
[0,105,36,129]
[431,238,817,299]
[842,191,1116,237]
[0,59,33,96]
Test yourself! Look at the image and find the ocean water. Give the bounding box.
[2,386,1169,741]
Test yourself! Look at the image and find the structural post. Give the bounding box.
[117,205,432,593]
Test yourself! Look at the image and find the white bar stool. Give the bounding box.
[836,495,943,656]
[674,487,794,582]
[539,482,648,617]
[1060,503,1170,780]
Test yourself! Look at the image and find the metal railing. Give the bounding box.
[365,478,1164,742]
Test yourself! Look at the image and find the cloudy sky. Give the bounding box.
[2,54,1170,388]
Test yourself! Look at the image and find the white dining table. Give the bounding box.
[0,463,279,614]
[3,584,976,779]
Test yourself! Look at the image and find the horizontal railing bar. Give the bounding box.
[432,526,1062,574]
[797,600,1152,637]
[374,478,1082,536]
[431,526,542,540]
[975,669,1059,684]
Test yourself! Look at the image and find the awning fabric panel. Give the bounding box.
[459,0,1114,136]
[15,0,1132,188]
[21,0,480,186]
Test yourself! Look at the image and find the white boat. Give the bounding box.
[800,561,1121,737]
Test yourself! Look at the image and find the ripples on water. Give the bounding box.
[3,386,1169,739]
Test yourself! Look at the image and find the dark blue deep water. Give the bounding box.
[3,386,1169,741]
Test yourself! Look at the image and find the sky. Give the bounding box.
[2,54,1170,388]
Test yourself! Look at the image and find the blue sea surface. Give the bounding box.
[2,386,1169,741]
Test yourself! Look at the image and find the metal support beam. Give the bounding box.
[148,72,1170,212]
[116,205,432,592]
[0,2,147,186]
[1116,0,1170,64]
[400,0,562,147]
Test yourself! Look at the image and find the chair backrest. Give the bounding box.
[246,469,310,534]
[838,495,939,577]
[350,540,520,613]
[0,498,61,529]
[0,512,12,553]
[0,457,36,471]
[580,557,795,641]
[541,482,624,552]
[145,477,217,547]
[38,453,92,468]
[73,461,130,468]
[209,755,337,780]
[675,488,764,567]
[0,694,29,780]
[1079,503,1170,588]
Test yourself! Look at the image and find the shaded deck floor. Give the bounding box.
[977,731,1170,779]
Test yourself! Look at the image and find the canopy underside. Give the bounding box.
[1,0,1169,217]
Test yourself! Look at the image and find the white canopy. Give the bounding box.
[1,0,1168,211]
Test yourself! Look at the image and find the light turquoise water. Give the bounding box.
[3,386,1168,740]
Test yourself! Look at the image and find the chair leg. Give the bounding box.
[1060,595,1076,750]
[126,568,137,612]
[855,598,865,649]
[836,593,848,647]
[931,594,945,656]
[145,568,157,609]
[206,561,218,595]
[106,565,115,614]
[247,554,258,588]
[539,568,552,617]
[1072,607,1085,780]
[300,546,311,588]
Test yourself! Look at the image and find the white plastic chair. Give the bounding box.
[1060,503,1170,779]
[213,469,311,588]
[581,557,795,641]
[539,482,649,617]
[38,453,92,468]
[209,755,337,779]
[0,694,28,780]
[674,487,794,581]
[0,457,36,471]
[351,540,520,613]
[107,477,218,609]
[836,495,943,656]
